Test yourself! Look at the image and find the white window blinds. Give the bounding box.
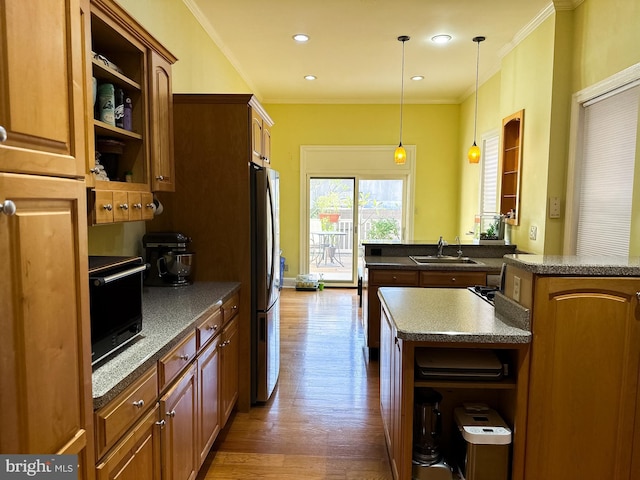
[480,134,500,214]
[576,84,639,256]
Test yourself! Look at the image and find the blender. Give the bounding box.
[412,388,453,480]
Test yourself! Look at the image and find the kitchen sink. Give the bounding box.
[409,255,479,265]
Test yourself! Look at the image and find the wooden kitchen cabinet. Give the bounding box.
[521,275,640,480]
[251,107,273,166]
[0,173,94,479]
[84,0,176,219]
[220,316,240,427]
[95,405,162,480]
[160,363,199,480]
[0,0,87,179]
[91,190,154,224]
[197,335,221,467]
[366,269,487,350]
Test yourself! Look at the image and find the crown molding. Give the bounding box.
[553,0,585,11]
[498,2,556,60]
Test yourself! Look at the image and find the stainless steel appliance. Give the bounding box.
[251,164,281,403]
[88,256,146,364]
[142,232,194,286]
[412,388,453,480]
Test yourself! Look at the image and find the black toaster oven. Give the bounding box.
[88,256,147,365]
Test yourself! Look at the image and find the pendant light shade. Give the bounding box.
[394,35,410,165]
[468,36,485,164]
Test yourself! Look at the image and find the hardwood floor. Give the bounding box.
[197,287,393,479]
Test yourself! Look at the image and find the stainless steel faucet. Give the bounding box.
[455,236,463,258]
[437,236,446,257]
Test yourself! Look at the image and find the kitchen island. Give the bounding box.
[378,286,530,480]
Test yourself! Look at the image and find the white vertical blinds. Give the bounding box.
[480,134,500,214]
[576,84,639,256]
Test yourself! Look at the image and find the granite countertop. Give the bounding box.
[378,287,531,344]
[503,254,640,275]
[365,255,506,273]
[92,281,240,410]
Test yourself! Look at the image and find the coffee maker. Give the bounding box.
[142,232,195,287]
[412,388,453,480]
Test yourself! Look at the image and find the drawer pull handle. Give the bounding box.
[0,126,6,142]
[166,410,176,418]
[636,292,640,301]
[207,324,218,331]
[1,200,17,216]
[133,203,142,209]
[102,204,113,211]
[146,203,154,209]
[133,400,144,408]
[156,175,164,181]
[119,203,129,210]
[155,420,166,428]
[179,354,190,361]
[451,277,456,282]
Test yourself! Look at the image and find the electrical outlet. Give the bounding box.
[529,225,537,240]
[513,276,521,302]
[284,264,289,272]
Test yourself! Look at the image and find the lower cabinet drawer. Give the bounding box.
[419,271,486,287]
[158,331,197,391]
[95,404,161,480]
[370,270,419,286]
[197,304,223,350]
[222,292,240,323]
[94,365,158,459]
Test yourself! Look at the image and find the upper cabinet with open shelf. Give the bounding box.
[84,0,177,202]
[500,109,524,226]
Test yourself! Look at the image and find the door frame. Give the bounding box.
[299,145,416,285]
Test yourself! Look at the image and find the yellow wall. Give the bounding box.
[264,103,460,276]
[92,0,640,261]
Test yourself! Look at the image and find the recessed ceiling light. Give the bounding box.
[411,75,424,81]
[431,34,452,44]
[304,75,317,81]
[293,34,310,42]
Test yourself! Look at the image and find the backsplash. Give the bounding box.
[88,222,146,257]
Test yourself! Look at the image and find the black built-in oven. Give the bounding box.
[88,256,146,365]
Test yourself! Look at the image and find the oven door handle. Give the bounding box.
[90,264,148,287]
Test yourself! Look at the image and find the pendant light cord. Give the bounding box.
[473,39,480,144]
[398,36,409,144]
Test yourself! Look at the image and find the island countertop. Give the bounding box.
[92,281,240,410]
[378,287,531,344]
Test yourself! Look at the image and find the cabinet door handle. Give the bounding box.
[132,399,145,408]
[156,175,164,181]
[166,410,176,418]
[636,292,640,302]
[155,420,166,428]
[102,204,113,211]
[89,167,99,173]
[178,354,189,361]
[0,126,6,142]
[1,200,17,216]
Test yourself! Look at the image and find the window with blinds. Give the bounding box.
[480,134,500,215]
[576,83,639,256]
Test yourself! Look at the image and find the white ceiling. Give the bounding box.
[186,0,575,104]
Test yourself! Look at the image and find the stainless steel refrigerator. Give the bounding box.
[251,164,280,403]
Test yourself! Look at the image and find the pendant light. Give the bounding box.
[468,36,486,164]
[394,35,410,165]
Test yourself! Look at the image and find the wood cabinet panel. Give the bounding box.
[149,51,175,192]
[524,277,640,480]
[94,366,158,459]
[95,405,161,480]
[159,331,197,391]
[419,270,486,287]
[222,292,240,324]
[0,0,86,178]
[370,270,419,286]
[160,364,198,480]
[197,336,220,467]
[196,305,223,350]
[220,316,239,426]
[0,173,93,477]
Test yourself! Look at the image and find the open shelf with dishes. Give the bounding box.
[500,110,524,225]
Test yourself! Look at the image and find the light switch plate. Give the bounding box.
[549,196,561,218]
[529,225,537,240]
[513,276,521,302]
